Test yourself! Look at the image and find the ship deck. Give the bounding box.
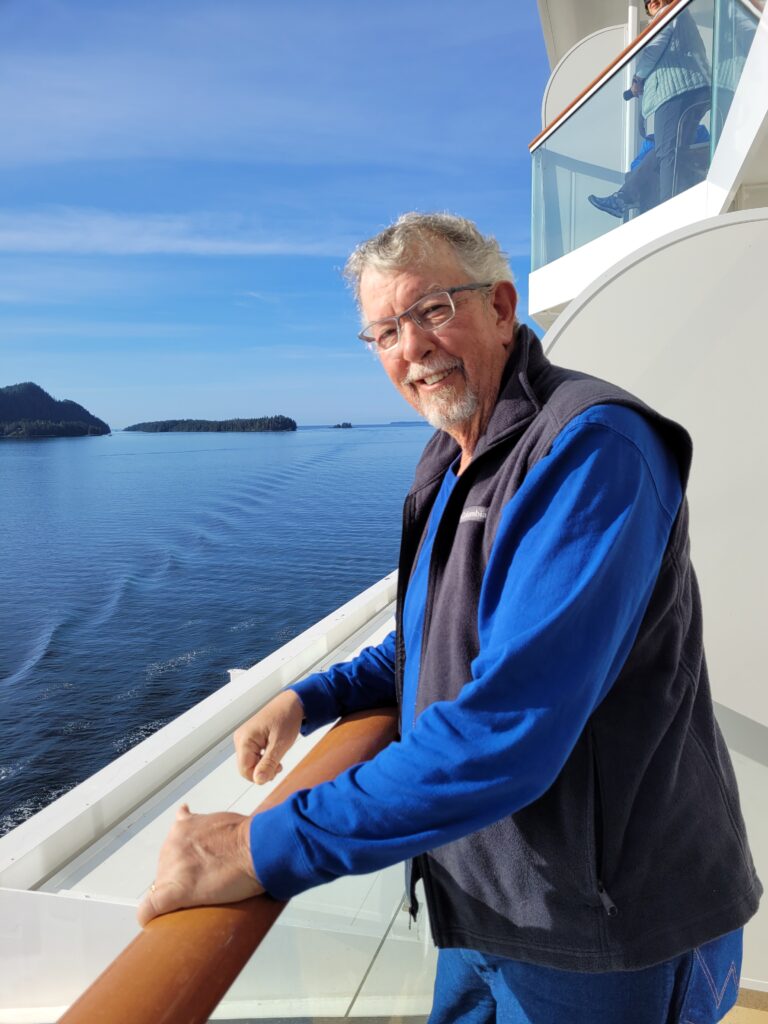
[1,567,766,1021]
[0,574,436,1022]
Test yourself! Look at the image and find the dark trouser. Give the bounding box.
[653,87,709,202]
[620,148,659,213]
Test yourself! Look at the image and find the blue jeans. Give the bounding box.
[428,929,742,1024]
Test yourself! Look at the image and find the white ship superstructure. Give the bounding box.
[1,1,766,1019]
[530,0,768,995]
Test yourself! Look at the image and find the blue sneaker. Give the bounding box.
[588,192,628,218]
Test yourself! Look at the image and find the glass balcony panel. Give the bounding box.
[211,867,436,1021]
[532,0,719,270]
[710,0,762,153]
[531,63,630,269]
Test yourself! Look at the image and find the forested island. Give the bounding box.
[333,422,353,429]
[124,416,297,433]
[0,382,110,438]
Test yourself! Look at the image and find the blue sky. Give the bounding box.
[0,0,550,427]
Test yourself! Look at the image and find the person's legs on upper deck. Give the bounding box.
[654,87,709,201]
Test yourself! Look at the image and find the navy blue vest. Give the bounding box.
[397,327,761,970]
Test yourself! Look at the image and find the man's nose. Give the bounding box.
[399,315,435,363]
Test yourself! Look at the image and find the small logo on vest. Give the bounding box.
[460,506,488,524]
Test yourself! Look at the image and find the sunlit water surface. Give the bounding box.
[0,425,430,835]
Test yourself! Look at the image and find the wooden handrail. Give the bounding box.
[58,707,399,1024]
[530,0,690,152]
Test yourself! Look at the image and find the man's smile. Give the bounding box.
[420,368,455,388]
[403,360,464,392]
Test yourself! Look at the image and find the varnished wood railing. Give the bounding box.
[58,707,399,1024]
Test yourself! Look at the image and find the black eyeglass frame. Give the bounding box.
[358,283,493,351]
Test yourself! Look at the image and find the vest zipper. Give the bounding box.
[591,728,618,918]
[404,857,420,923]
[597,881,618,917]
[399,426,533,931]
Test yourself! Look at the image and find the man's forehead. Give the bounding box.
[359,249,466,313]
[360,269,445,297]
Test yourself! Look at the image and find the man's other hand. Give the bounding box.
[234,689,304,784]
[137,804,263,927]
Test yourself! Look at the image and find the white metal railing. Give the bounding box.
[0,572,397,891]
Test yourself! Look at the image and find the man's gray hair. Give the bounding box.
[343,212,515,305]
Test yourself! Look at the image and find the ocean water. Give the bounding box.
[0,424,431,836]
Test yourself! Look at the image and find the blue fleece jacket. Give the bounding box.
[248,404,682,900]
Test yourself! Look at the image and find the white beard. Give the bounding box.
[401,359,480,431]
[416,381,479,431]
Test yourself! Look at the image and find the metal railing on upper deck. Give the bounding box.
[57,707,399,1024]
[529,0,763,270]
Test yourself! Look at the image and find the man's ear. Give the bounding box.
[491,281,518,347]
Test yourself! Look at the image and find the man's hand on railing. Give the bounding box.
[234,689,305,784]
[68,711,396,1023]
[136,804,263,927]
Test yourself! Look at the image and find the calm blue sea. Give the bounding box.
[0,424,431,836]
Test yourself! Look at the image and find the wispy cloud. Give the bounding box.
[245,343,363,362]
[0,208,353,256]
[0,0,548,425]
[0,204,531,268]
[241,290,281,303]
[0,319,209,340]
[0,259,161,304]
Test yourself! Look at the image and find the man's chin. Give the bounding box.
[418,388,480,432]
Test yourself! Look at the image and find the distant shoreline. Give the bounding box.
[114,420,431,432]
[299,421,430,430]
[124,416,297,433]
[0,382,110,438]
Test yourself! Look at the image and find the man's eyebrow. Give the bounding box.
[419,283,445,296]
[371,283,447,321]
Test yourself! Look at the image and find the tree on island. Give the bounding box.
[0,383,110,439]
[124,416,297,433]
[333,422,353,429]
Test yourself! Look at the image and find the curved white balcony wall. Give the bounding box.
[542,25,627,128]
[544,209,768,729]
[529,181,711,326]
[537,0,632,66]
[542,209,768,988]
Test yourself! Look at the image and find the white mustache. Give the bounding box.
[402,359,463,387]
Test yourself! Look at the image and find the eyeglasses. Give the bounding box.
[358,284,493,352]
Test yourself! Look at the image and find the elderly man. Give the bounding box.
[139,214,760,1024]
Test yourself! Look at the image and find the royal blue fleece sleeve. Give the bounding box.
[250,407,682,900]
[288,631,397,734]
